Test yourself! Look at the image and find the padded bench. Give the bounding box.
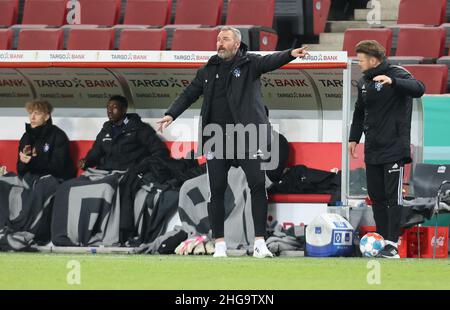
[0,140,351,204]
[268,142,352,204]
[1,139,413,225]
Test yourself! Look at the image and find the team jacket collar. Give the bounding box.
[363,59,390,80]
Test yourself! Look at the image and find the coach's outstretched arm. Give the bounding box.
[253,46,308,76]
[157,68,205,132]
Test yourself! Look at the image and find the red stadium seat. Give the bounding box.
[119,28,167,50]
[171,27,219,51]
[21,0,67,26]
[174,0,223,26]
[67,28,114,50]
[225,0,277,51]
[163,0,222,50]
[0,0,18,26]
[17,29,63,50]
[343,28,393,57]
[226,0,274,28]
[312,0,331,36]
[17,28,63,50]
[123,0,172,26]
[397,0,446,25]
[0,28,13,50]
[395,27,446,58]
[403,64,448,94]
[76,0,121,26]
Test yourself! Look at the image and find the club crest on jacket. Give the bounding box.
[233,68,241,78]
[375,81,383,91]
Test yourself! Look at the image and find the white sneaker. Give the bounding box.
[0,166,6,176]
[253,240,273,258]
[213,241,227,258]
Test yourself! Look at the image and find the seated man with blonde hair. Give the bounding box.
[18,100,75,180]
[0,100,75,251]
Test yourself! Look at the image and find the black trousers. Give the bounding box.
[206,156,268,239]
[366,161,404,242]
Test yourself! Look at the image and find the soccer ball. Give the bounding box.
[359,233,385,257]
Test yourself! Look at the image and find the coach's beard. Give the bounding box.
[217,48,238,61]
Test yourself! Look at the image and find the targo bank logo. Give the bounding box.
[33,78,119,88]
[129,78,189,88]
[261,77,309,87]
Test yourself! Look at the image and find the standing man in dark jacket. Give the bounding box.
[18,100,75,180]
[349,40,425,258]
[78,95,169,172]
[157,26,308,258]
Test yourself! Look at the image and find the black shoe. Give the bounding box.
[379,244,400,259]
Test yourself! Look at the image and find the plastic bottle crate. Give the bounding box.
[397,232,407,258]
[407,226,449,258]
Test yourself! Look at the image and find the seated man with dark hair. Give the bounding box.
[52,95,174,247]
[78,95,169,171]
[0,100,75,251]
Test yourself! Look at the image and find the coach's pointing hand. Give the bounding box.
[156,115,174,133]
[291,46,309,58]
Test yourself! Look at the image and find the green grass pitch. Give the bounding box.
[0,253,449,290]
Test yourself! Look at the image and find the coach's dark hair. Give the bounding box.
[355,40,386,61]
[108,95,128,109]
